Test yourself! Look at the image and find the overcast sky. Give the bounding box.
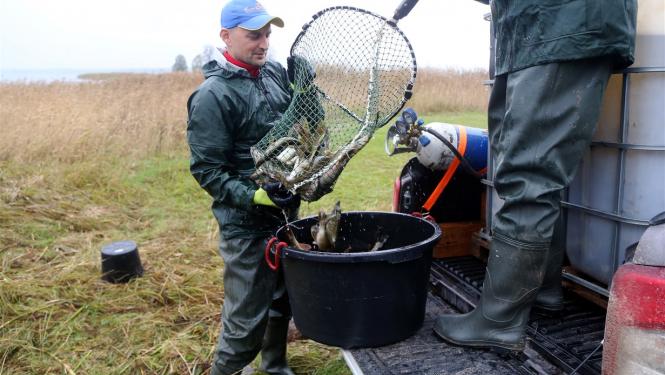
[0,0,491,72]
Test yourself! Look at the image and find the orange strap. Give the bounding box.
[422,126,468,211]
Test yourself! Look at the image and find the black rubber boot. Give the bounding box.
[533,245,564,312]
[259,317,295,375]
[433,237,548,352]
[533,218,565,312]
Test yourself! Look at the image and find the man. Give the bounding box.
[186,1,299,374]
[434,0,637,352]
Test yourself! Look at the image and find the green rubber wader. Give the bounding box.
[211,236,292,375]
[534,214,566,311]
[434,236,548,351]
[434,58,612,350]
[489,58,612,244]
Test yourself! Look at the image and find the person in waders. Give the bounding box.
[433,0,637,353]
[186,1,300,374]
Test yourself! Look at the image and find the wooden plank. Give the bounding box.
[433,221,484,258]
[562,267,609,309]
[480,190,487,228]
[470,231,490,261]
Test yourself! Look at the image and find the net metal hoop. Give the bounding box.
[290,6,418,119]
[251,6,417,201]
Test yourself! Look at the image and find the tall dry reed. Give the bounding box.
[0,69,488,162]
[0,73,200,162]
[409,68,490,113]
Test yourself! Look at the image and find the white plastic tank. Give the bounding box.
[565,0,665,285]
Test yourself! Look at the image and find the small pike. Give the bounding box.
[311,201,341,251]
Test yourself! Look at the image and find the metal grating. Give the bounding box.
[346,292,530,375]
[431,256,607,375]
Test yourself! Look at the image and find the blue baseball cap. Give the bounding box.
[221,0,284,30]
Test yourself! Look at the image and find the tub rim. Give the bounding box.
[276,211,441,264]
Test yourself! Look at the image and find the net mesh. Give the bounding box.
[251,7,416,201]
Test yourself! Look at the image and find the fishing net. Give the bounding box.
[251,6,417,201]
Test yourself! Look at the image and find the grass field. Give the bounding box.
[0,71,487,374]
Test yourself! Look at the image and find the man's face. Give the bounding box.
[221,24,272,67]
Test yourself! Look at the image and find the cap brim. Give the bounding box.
[238,15,284,30]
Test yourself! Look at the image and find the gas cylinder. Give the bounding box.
[416,122,488,173]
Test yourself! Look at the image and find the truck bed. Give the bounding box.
[344,257,607,375]
[344,294,536,374]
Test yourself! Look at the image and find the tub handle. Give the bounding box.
[410,211,436,223]
[265,237,288,271]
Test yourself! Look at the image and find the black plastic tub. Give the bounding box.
[100,240,143,283]
[271,211,441,348]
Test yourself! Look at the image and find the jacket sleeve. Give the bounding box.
[186,87,256,211]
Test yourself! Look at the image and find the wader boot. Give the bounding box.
[483,59,612,321]
[435,59,613,353]
[433,236,548,352]
[259,317,295,375]
[533,218,565,312]
[533,248,564,312]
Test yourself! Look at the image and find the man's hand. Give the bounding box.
[253,182,301,209]
[287,55,316,89]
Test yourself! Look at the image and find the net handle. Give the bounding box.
[391,0,419,23]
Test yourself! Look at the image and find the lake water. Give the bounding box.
[0,68,169,83]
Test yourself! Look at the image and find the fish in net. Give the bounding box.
[251,5,417,201]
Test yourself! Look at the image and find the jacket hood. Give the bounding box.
[202,59,253,79]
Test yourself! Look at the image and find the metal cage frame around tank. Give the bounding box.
[559,65,665,296]
[482,65,665,297]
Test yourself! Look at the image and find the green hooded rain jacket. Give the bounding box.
[491,0,637,75]
[187,59,293,239]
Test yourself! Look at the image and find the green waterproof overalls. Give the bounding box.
[434,0,637,350]
[187,59,297,375]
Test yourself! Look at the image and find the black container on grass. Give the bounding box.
[101,240,143,283]
[273,211,441,348]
